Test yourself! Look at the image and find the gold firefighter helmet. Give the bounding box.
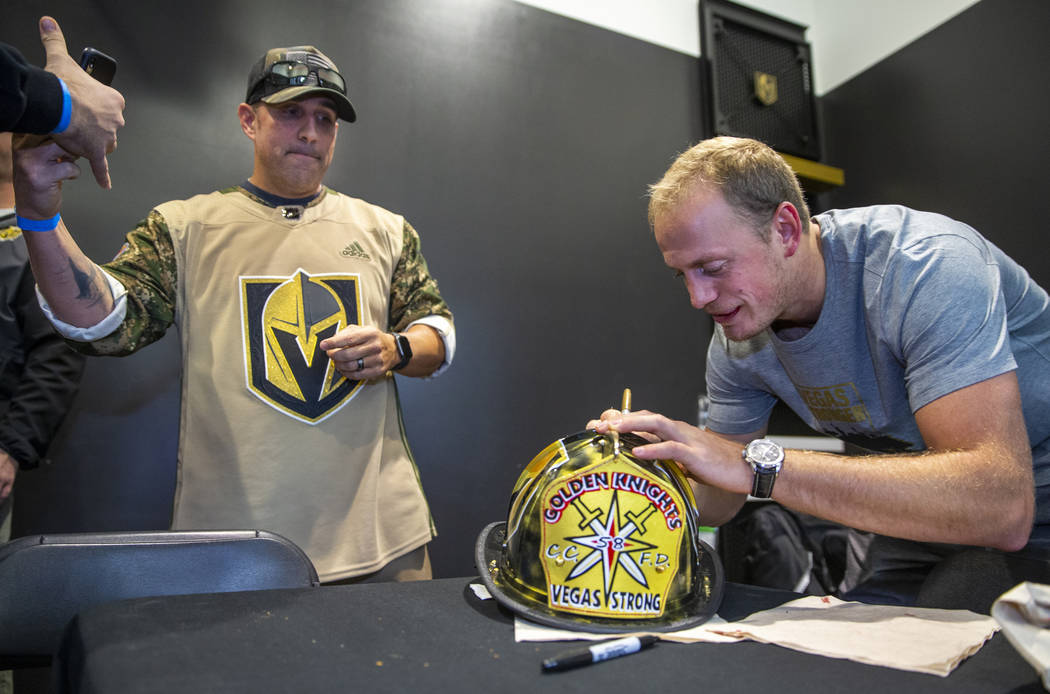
[476,392,724,632]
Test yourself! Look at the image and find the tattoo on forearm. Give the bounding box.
[69,259,108,307]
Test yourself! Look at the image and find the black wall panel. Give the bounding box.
[3,0,709,577]
[821,0,1050,289]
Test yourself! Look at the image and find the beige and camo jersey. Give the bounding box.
[81,186,452,581]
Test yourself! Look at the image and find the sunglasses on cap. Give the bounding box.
[262,60,347,95]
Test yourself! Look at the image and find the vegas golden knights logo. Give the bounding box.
[753,70,778,106]
[241,269,363,424]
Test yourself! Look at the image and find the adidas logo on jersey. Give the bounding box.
[341,241,371,261]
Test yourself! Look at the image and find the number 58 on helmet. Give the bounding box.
[475,429,725,632]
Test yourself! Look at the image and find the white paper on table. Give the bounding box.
[514,594,999,677]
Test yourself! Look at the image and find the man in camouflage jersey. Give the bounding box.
[12,45,455,583]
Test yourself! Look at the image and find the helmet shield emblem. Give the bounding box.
[541,456,684,618]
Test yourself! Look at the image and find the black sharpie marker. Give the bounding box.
[542,635,658,672]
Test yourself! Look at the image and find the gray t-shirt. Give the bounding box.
[705,205,1050,525]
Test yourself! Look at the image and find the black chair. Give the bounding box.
[915,545,1050,614]
[0,529,320,668]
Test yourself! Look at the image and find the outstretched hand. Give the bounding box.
[39,15,125,189]
[589,408,752,494]
[12,135,80,220]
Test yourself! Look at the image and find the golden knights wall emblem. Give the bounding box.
[241,269,363,424]
[753,70,778,106]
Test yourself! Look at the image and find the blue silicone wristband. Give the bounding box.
[52,78,72,134]
[16,214,62,232]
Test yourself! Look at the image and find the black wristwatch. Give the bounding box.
[743,438,784,499]
[391,332,412,370]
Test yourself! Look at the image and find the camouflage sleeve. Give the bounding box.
[74,210,178,356]
[388,220,452,331]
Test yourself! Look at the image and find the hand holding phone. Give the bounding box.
[78,47,117,85]
[31,16,124,188]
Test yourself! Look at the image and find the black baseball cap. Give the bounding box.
[245,45,356,122]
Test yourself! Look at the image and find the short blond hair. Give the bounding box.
[647,137,809,235]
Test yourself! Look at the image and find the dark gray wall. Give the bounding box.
[821,0,1050,289]
[4,0,710,578]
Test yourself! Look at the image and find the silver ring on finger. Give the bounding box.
[356,358,365,371]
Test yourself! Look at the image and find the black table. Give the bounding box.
[54,578,1040,693]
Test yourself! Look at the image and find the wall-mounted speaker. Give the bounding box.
[699,0,822,161]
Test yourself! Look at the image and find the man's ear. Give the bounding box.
[238,103,257,139]
[771,202,803,257]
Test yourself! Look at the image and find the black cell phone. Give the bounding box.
[78,47,117,86]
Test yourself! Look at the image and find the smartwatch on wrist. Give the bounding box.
[743,438,784,499]
[391,332,412,370]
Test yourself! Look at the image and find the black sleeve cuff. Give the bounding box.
[0,436,37,470]
[14,65,63,134]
